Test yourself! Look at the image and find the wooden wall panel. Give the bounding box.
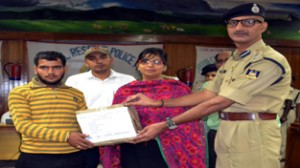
[164,43,196,76]
[0,40,28,116]
[0,36,299,116]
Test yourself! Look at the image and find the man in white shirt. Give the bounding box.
[66,46,135,168]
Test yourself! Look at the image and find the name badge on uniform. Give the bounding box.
[245,69,261,80]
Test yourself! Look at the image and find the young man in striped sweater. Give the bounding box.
[8,51,94,168]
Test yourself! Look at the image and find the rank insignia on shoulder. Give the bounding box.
[245,69,261,79]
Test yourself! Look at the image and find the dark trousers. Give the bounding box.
[120,140,168,168]
[84,147,100,168]
[208,130,217,168]
[16,151,85,168]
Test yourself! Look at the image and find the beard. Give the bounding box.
[37,73,64,85]
[92,64,111,74]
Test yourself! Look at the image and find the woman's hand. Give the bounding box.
[133,122,167,143]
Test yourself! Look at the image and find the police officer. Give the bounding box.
[124,3,291,168]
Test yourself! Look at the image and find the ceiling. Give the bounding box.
[0,0,299,21]
[0,0,298,40]
[234,0,300,4]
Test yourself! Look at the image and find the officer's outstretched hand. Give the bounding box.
[123,93,161,107]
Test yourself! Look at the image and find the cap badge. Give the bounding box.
[251,4,260,14]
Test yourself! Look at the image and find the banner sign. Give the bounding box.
[27,41,163,80]
[194,46,233,89]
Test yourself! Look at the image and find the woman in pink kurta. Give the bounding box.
[100,48,206,168]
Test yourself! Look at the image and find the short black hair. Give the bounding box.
[134,48,168,67]
[34,51,67,66]
[201,64,217,76]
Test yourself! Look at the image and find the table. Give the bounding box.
[0,124,20,160]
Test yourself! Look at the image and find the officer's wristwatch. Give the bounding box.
[166,117,177,130]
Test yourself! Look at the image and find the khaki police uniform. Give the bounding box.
[206,40,291,168]
[279,87,300,167]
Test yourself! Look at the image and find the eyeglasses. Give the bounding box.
[139,59,163,65]
[225,18,263,28]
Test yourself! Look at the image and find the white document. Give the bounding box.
[76,104,141,146]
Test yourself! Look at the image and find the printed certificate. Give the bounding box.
[76,104,142,146]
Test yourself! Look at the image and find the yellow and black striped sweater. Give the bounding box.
[8,77,87,154]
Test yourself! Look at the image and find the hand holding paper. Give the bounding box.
[76,104,142,146]
[67,132,94,150]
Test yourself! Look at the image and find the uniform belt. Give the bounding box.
[219,112,277,121]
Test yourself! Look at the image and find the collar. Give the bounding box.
[30,77,70,88]
[232,40,266,61]
[232,50,251,60]
[87,69,118,80]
